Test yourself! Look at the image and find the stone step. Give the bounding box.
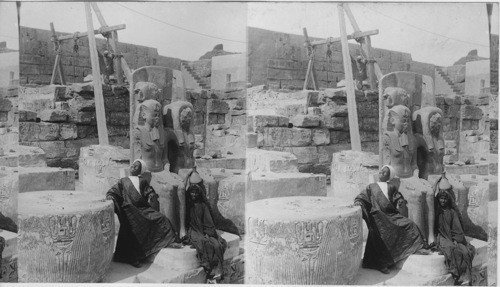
[18,166,76,192]
[136,264,206,283]
[16,145,47,167]
[355,267,454,286]
[148,231,240,270]
[18,85,67,113]
[248,172,326,202]
[246,148,299,173]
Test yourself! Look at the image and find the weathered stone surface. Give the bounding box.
[462,105,484,120]
[331,150,379,202]
[257,127,312,147]
[207,99,229,114]
[195,157,245,170]
[217,176,245,234]
[289,115,320,127]
[19,110,37,122]
[396,252,448,276]
[246,149,298,173]
[0,167,18,223]
[312,128,330,145]
[445,163,489,175]
[18,167,76,192]
[248,172,326,202]
[246,197,363,284]
[282,146,319,164]
[18,190,115,282]
[136,265,206,283]
[19,85,66,113]
[38,109,69,122]
[456,174,489,241]
[59,123,78,140]
[79,145,129,198]
[322,116,347,130]
[248,115,289,132]
[19,122,60,142]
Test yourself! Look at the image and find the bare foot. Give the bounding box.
[379,267,390,274]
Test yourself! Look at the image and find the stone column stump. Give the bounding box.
[246,196,363,285]
[18,190,115,282]
[79,145,129,198]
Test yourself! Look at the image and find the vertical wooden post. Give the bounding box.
[49,22,66,85]
[90,2,124,84]
[85,3,109,145]
[338,4,361,151]
[343,4,376,90]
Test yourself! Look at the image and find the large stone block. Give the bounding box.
[488,201,497,285]
[0,230,17,282]
[312,128,330,145]
[248,172,326,202]
[331,150,379,203]
[282,146,319,164]
[207,99,229,114]
[247,114,289,132]
[18,190,115,282]
[79,145,130,198]
[18,167,76,193]
[38,109,69,122]
[16,145,47,167]
[246,196,363,284]
[0,167,18,223]
[19,85,66,113]
[289,115,320,127]
[455,174,489,241]
[19,122,60,142]
[217,176,245,235]
[257,127,312,147]
[246,148,299,173]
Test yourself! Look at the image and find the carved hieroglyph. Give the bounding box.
[18,190,114,283]
[246,196,362,285]
[79,145,129,198]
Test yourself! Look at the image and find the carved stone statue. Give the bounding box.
[382,105,417,178]
[163,101,196,173]
[413,107,445,179]
[379,72,438,245]
[132,99,165,173]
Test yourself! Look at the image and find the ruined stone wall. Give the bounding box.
[248,27,435,90]
[18,84,129,170]
[19,26,182,85]
[458,94,490,163]
[0,86,19,146]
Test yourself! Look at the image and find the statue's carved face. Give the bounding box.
[142,105,161,128]
[179,107,193,131]
[429,113,442,137]
[391,109,410,134]
[134,82,160,102]
[383,87,409,109]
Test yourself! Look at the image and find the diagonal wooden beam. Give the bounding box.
[56,24,126,42]
[309,29,378,47]
[302,27,317,90]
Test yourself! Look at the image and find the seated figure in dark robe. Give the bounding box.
[106,159,181,268]
[184,168,227,283]
[354,165,428,274]
[434,174,475,286]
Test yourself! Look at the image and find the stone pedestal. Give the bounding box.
[246,196,363,284]
[397,177,434,241]
[79,145,129,198]
[331,150,379,203]
[457,174,489,241]
[248,172,326,202]
[0,167,18,223]
[217,174,245,235]
[487,201,497,286]
[18,190,115,283]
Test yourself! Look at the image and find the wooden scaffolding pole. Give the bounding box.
[49,22,66,85]
[85,2,109,145]
[338,3,361,151]
[303,28,317,90]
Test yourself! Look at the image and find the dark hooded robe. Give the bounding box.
[106,175,177,264]
[434,176,475,283]
[184,170,227,278]
[355,182,425,270]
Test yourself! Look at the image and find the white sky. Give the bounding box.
[17,2,247,61]
[0,2,498,66]
[248,2,498,66]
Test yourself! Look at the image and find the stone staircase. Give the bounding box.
[181,61,208,90]
[436,67,464,96]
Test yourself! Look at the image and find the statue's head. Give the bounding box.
[389,105,411,134]
[179,107,193,132]
[429,112,442,137]
[383,87,409,109]
[140,99,162,128]
[134,82,161,103]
